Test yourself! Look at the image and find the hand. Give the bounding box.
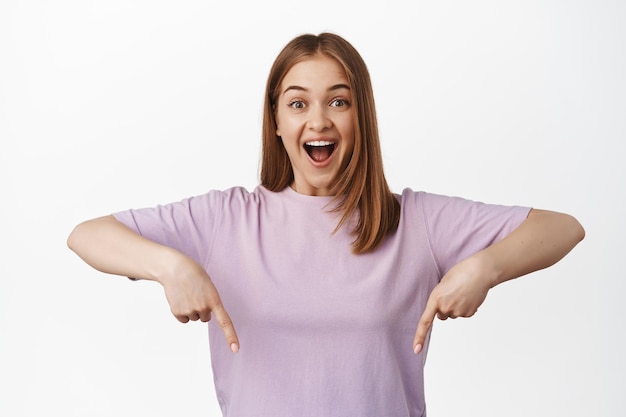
[161,257,240,353]
[412,256,491,355]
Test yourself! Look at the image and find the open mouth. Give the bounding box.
[304,140,336,163]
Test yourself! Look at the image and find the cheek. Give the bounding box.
[277,124,300,154]
[339,117,356,146]
[275,116,302,140]
[274,110,287,137]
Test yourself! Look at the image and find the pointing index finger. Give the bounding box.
[211,300,240,353]
[413,298,437,355]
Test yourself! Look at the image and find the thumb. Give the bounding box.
[413,297,437,355]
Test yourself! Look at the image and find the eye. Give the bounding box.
[330,98,350,108]
[288,100,306,110]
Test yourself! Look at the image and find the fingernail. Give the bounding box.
[413,344,422,355]
[230,343,239,353]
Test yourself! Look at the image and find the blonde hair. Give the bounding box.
[261,33,400,253]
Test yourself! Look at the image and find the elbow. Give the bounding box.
[67,218,97,254]
[571,214,585,244]
[558,212,585,249]
[529,208,585,250]
[67,222,84,253]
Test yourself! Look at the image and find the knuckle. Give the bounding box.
[419,316,433,328]
[211,300,224,312]
[440,300,454,312]
[218,315,233,329]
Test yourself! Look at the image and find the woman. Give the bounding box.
[68,33,584,417]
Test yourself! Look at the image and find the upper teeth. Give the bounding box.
[305,140,333,147]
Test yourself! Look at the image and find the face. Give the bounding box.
[275,54,355,196]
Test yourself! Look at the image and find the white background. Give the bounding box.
[1,1,624,416]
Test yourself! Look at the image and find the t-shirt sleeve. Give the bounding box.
[418,191,532,278]
[112,190,224,268]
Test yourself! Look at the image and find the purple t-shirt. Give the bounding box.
[114,186,530,417]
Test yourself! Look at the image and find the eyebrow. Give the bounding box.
[282,83,351,95]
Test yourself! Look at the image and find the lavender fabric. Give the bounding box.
[113,186,530,417]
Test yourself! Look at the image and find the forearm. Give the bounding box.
[67,215,185,283]
[476,209,585,288]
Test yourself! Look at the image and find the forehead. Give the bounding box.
[280,54,349,90]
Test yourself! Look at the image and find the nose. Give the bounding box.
[307,104,332,132]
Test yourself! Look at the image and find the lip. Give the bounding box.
[303,137,337,168]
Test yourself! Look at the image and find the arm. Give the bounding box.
[67,215,239,352]
[413,209,585,354]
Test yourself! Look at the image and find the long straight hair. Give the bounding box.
[261,33,400,253]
